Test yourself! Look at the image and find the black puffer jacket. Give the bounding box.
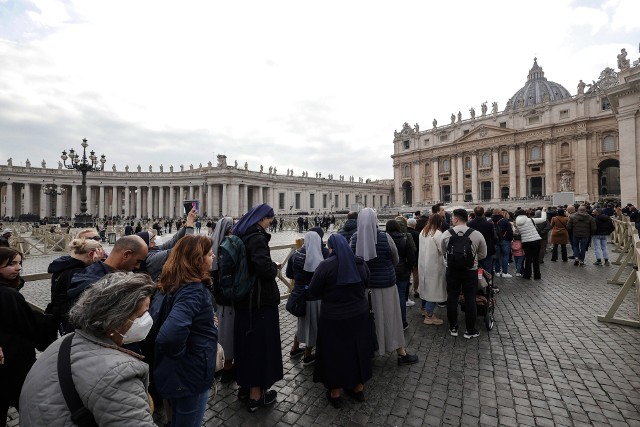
[594,214,615,236]
[338,219,358,244]
[350,231,396,288]
[388,231,416,281]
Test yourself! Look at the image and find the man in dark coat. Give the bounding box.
[338,211,358,244]
[467,206,496,275]
[567,205,596,266]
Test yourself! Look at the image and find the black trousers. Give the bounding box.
[551,244,568,261]
[446,268,478,332]
[522,240,541,279]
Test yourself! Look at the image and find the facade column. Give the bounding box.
[471,152,478,202]
[98,185,105,218]
[23,183,31,215]
[509,145,517,199]
[189,186,194,200]
[147,186,153,218]
[450,156,458,203]
[618,111,639,205]
[492,150,500,201]
[39,187,47,218]
[179,187,185,215]
[544,141,554,196]
[56,189,63,218]
[159,186,164,218]
[111,187,119,217]
[136,186,142,219]
[519,144,527,197]
[432,158,440,203]
[575,134,589,199]
[71,185,78,216]
[206,184,213,217]
[394,166,402,206]
[86,186,93,216]
[412,160,422,205]
[228,184,239,217]
[168,186,175,218]
[457,155,464,202]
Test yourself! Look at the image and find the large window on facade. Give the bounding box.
[403,140,410,150]
[278,193,285,210]
[531,146,542,160]
[464,157,471,170]
[501,151,508,165]
[602,135,616,153]
[404,165,410,177]
[295,193,300,210]
[335,195,339,208]
[345,194,350,207]
[442,159,450,172]
[560,142,570,157]
[481,153,490,166]
[309,193,315,209]
[322,194,327,209]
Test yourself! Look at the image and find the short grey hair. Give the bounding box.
[68,272,156,337]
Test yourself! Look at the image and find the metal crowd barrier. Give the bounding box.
[598,218,640,327]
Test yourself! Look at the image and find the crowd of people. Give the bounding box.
[0,199,623,426]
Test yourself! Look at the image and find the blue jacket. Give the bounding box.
[68,262,114,302]
[151,282,218,399]
[350,231,396,288]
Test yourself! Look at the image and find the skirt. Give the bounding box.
[234,306,284,389]
[217,305,235,360]
[370,286,406,354]
[297,300,321,347]
[313,311,373,390]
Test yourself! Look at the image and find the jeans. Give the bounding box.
[570,236,579,258]
[514,256,524,274]
[422,300,437,314]
[592,235,609,261]
[572,236,590,262]
[551,244,567,261]
[170,390,209,427]
[493,240,511,274]
[446,268,477,332]
[396,279,409,325]
[522,240,541,279]
[479,256,493,276]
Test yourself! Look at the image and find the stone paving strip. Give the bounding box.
[9,233,640,426]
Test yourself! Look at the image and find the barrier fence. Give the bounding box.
[598,217,640,327]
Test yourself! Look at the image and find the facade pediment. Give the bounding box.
[454,125,515,143]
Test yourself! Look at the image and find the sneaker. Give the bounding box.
[289,348,305,359]
[515,273,522,277]
[501,273,513,278]
[406,299,415,307]
[397,353,419,366]
[437,302,447,308]
[302,355,315,366]
[248,390,277,412]
[402,322,409,331]
[604,260,610,266]
[450,325,459,337]
[464,329,480,339]
[574,260,580,266]
[423,315,444,325]
[495,272,502,278]
[593,260,602,266]
[579,261,586,266]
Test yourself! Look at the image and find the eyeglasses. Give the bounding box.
[87,236,101,241]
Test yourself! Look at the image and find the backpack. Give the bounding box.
[446,228,475,270]
[45,267,84,333]
[218,235,257,302]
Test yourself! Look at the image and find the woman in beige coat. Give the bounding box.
[418,214,447,325]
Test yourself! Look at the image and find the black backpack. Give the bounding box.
[446,228,475,270]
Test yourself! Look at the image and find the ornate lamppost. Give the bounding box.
[61,138,106,227]
[42,183,66,219]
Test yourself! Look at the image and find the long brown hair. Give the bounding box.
[158,235,212,293]
[422,214,444,237]
[0,247,23,286]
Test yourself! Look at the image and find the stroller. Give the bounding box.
[459,268,497,331]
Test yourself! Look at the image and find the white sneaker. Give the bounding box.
[406,299,415,307]
[501,273,513,278]
[495,272,502,278]
[515,273,522,277]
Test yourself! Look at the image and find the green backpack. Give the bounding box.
[218,235,257,302]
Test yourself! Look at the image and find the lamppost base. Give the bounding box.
[74,213,94,229]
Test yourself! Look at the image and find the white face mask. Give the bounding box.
[120,311,153,344]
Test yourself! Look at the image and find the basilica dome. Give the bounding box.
[505,58,572,111]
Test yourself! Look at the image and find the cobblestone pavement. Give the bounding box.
[8,235,640,427]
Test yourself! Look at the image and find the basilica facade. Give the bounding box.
[392,51,640,206]
[0,156,392,219]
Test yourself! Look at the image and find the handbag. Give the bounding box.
[367,289,379,354]
[285,285,307,317]
[57,334,98,427]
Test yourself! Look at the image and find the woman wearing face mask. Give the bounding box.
[0,248,58,426]
[18,271,157,426]
[152,234,218,427]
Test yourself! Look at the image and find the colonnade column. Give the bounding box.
[169,186,175,218]
[39,187,46,218]
[518,144,527,197]
[206,184,213,217]
[111,187,118,217]
[147,186,153,218]
[509,145,517,199]
[5,183,13,218]
[56,189,63,218]
[71,185,78,216]
[179,187,185,216]
[221,184,228,217]
[432,158,440,203]
[228,184,239,217]
[98,186,105,218]
[544,141,554,196]
[457,156,464,202]
[492,150,500,201]
[124,187,130,218]
[23,183,31,215]
[159,187,164,218]
[136,187,142,219]
[87,186,94,216]
[471,152,478,202]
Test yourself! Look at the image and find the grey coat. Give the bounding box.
[145,226,194,281]
[19,330,155,427]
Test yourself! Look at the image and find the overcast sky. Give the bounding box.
[1,0,639,180]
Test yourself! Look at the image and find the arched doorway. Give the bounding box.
[598,159,620,197]
[481,182,492,201]
[402,181,412,205]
